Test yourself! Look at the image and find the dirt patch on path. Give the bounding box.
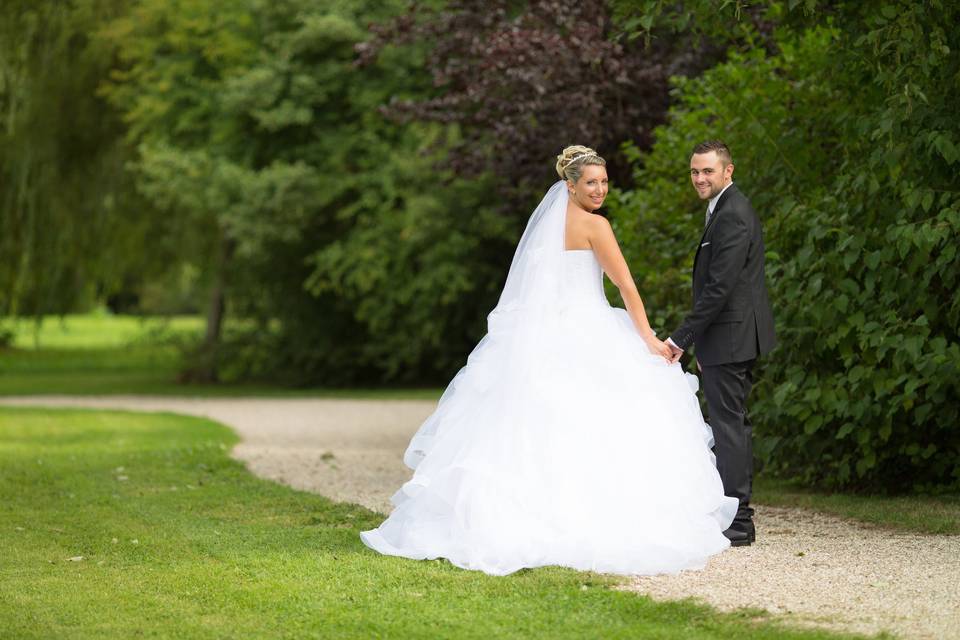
[1,395,957,639]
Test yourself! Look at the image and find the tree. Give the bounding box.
[218,0,514,384]
[100,0,514,385]
[360,0,720,210]
[99,0,261,380]
[0,0,149,331]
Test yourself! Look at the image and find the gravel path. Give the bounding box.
[2,395,957,640]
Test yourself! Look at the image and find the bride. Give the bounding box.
[361,146,738,576]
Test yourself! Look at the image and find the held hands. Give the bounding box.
[644,335,674,363]
[666,341,684,365]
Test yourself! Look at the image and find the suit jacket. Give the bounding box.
[670,183,776,366]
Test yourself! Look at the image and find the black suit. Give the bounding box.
[670,183,776,525]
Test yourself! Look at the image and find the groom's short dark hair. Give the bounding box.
[692,140,732,165]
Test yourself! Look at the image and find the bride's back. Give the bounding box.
[564,207,600,251]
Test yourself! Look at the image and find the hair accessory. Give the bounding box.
[567,153,596,165]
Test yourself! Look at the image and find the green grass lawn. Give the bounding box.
[0,406,866,640]
[0,313,442,399]
[5,313,205,349]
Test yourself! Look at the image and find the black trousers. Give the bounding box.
[701,359,756,523]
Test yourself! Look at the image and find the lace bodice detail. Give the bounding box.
[561,250,608,307]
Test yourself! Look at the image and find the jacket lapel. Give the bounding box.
[693,183,738,269]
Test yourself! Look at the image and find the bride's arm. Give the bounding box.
[589,217,671,360]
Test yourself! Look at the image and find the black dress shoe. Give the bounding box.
[722,527,751,547]
[729,519,756,543]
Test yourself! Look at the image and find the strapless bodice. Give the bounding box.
[561,250,608,306]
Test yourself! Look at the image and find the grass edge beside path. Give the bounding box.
[754,477,960,536]
[0,406,868,640]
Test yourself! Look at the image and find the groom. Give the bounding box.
[666,140,776,547]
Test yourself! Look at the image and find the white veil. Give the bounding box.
[403,181,570,469]
[489,180,568,327]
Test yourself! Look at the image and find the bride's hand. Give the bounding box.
[644,335,673,363]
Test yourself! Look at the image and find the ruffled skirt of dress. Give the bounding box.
[361,300,738,576]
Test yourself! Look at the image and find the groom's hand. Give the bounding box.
[665,338,683,364]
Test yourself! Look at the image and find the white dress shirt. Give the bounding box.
[706,180,734,225]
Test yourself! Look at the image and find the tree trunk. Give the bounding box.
[182,227,232,383]
[203,241,228,353]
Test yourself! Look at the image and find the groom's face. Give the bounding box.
[690,151,733,200]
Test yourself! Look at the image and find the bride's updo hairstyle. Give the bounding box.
[555,145,606,183]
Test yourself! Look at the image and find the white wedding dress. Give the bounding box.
[361,182,737,576]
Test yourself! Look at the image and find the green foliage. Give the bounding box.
[303,137,512,381]
[607,3,960,491]
[0,0,162,319]
[99,0,263,375]
[100,0,515,385]
[224,1,515,385]
[610,0,775,47]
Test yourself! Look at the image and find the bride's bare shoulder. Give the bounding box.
[565,208,595,249]
[587,212,614,235]
[568,208,607,227]
[566,209,613,250]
